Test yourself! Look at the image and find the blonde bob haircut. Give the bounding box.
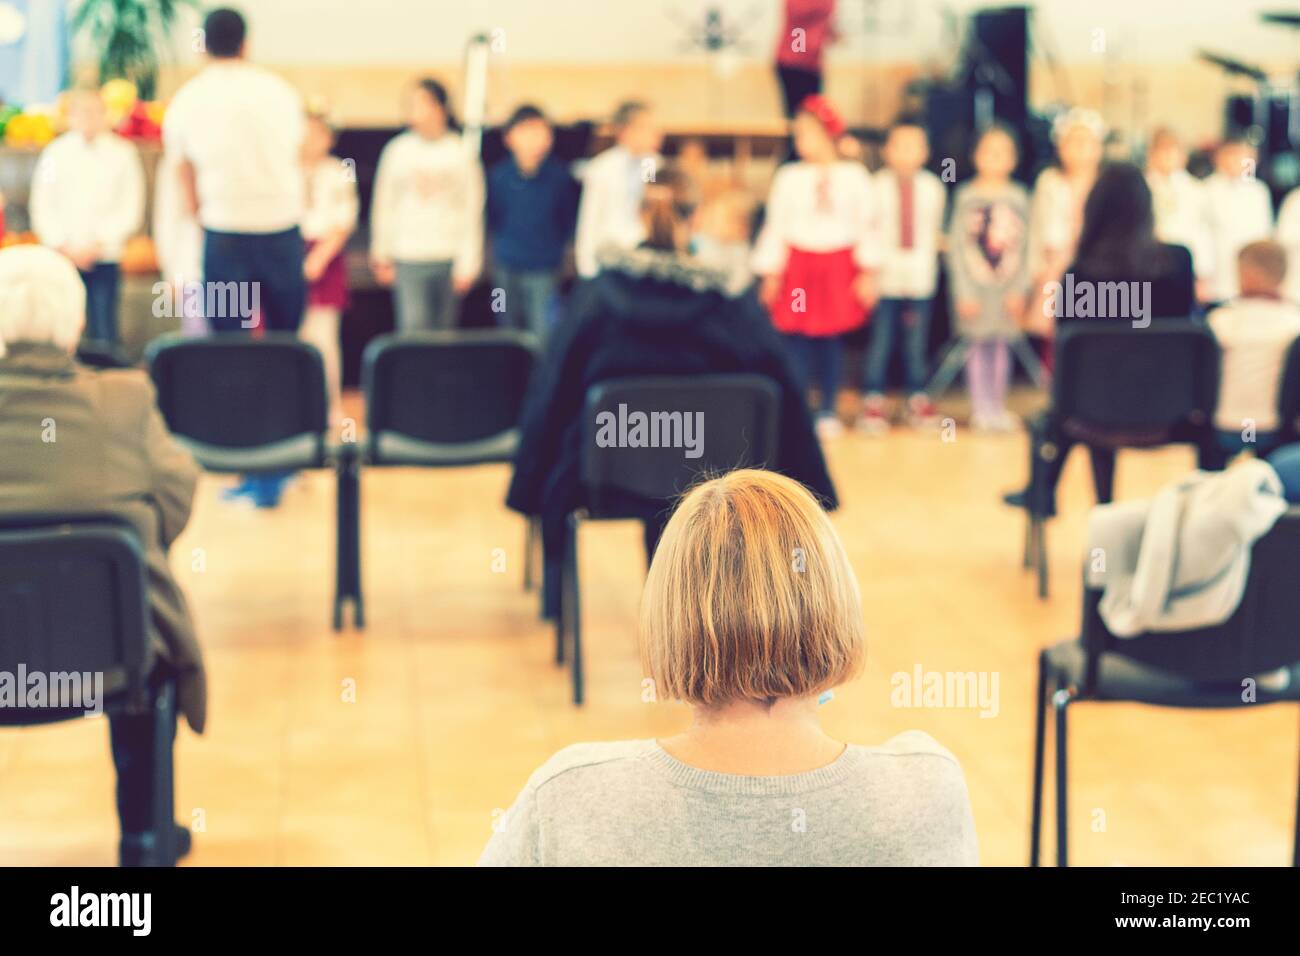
[640,469,865,707]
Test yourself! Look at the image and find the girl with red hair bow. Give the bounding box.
[753,95,880,438]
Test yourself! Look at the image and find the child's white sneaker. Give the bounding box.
[856,393,890,435]
[905,392,939,429]
[988,410,1020,433]
[816,413,846,440]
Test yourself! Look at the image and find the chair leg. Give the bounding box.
[151,681,178,867]
[523,517,538,591]
[1294,705,1300,867]
[334,447,363,630]
[1023,513,1035,570]
[554,522,566,666]
[1053,686,1074,867]
[1034,518,1048,600]
[565,512,584,706]
[1030,654,1049,866]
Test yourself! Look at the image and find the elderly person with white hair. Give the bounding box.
[0,246,205,866]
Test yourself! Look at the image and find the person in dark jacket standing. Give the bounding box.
[487,105,580,345]
[507,175,837,618]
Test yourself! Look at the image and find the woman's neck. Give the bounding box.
[658,697,844,775]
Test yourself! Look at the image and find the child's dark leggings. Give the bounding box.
[782,333,842,415]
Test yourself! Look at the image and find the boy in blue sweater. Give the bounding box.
[488,105,580,344]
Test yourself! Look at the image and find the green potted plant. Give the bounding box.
[72,0,196,100]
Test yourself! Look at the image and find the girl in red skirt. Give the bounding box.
[300,106,359,424]
[754,95,880,437]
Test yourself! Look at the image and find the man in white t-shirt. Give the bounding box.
[162,7,305,335]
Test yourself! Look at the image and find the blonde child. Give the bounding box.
[299,107,358,424]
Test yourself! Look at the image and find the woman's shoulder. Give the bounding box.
[853,730,964,768]
[524,740,658,792]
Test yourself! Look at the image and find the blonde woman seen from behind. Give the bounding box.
[480,469,978,867]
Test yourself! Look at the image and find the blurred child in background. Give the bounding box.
[946,124,1031,432]
[574,101,663,279]
[1202,136,1274,307]
[153,148,206,336]
[370,77,484,331]
[1146,126,1213,301]
[487,104,580,346]
[1208,240,1300,457]
[690,188,755,289]
[299,105,358,424]
[30,87,145,346]
[753,94,879,439]
[859,118,946,434]
[1026,109,1103,343]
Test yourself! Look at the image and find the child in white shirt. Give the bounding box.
[1145,126,1213,298]
[752,95,879,439]
[31,88,145,346]
[1277,186,1300,304]
[1208,240,1300,457]
[1026,109,1103,343]
[370,77,484,331]
[299,107,359,423]
[1202,138,1274,305]
[573,101,663,278]
[860,119,946,433]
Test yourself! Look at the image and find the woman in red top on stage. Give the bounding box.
[753,95,880,438]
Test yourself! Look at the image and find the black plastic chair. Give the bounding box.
[1030,507,1300,867]
[1022,320,1220,598]
[559,374,782,705]
[0,514,182,866]
[349,330,541,628]
[145,334,338,622]
[76,339,134,370]
[1273,335,1300,448]
[145,334,329,473]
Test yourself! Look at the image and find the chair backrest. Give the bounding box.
[0,515,149,725]
[580,374,781,516]
[1276,335,1300,435]
[363,330,539,466]
[1053,320,1219,431]
[145,333,328,472]
[76,340,134,370]
[1082,507,1300,686]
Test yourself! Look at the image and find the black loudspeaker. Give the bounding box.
[966,6,1029,125]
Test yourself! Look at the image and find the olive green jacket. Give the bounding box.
[0,343,206,732]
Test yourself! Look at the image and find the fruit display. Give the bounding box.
[2,108,55,147]
[0,79,167,149]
